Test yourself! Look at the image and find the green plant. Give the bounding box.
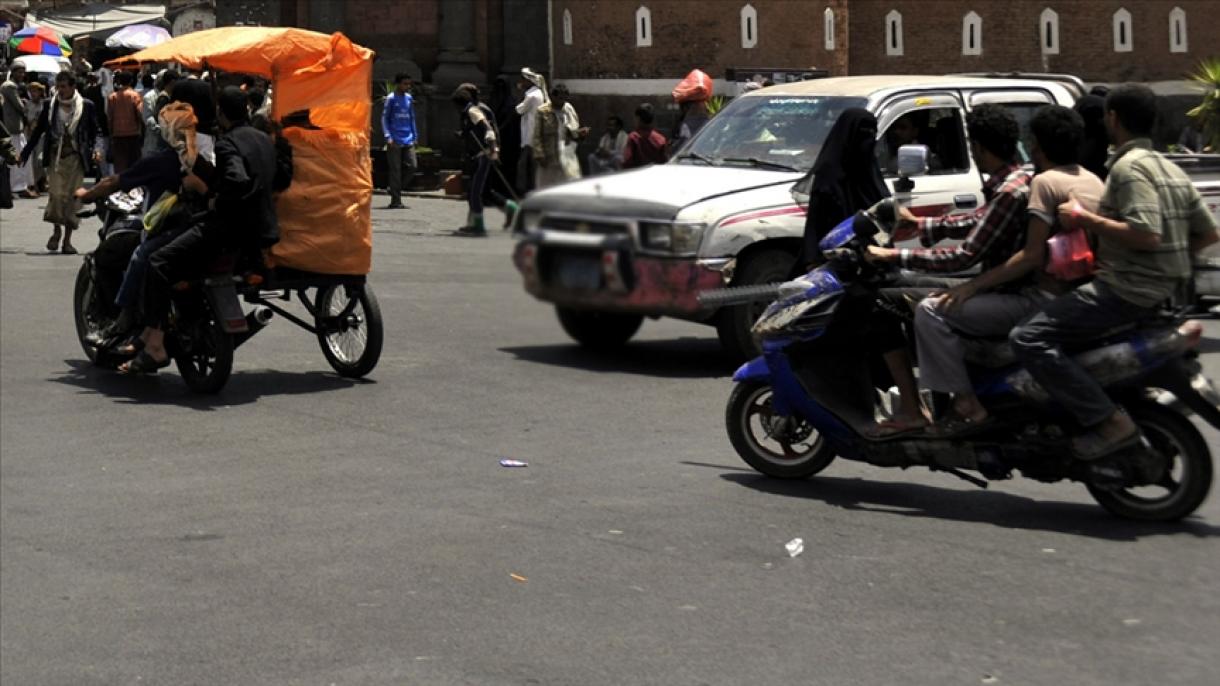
[1185,57,1220,151]
[706,94,728,117]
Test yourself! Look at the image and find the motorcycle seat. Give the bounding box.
[959,317,1176,369]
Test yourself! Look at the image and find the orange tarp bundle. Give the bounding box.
[106,27,375,274]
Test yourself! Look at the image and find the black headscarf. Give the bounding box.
[798,108,888,264]
[1074,94,1109,181]
[170,78,218,135]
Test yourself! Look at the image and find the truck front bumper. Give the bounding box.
[512,235,728,318]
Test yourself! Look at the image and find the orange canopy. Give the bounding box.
[105,27,374,133]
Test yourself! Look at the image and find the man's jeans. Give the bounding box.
[1009,281,1157,428]
[386,143,417,205]
[115,228,183,309]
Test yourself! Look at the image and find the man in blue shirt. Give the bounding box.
[381,73,418,209]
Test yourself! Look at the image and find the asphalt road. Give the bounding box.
[2,194,1219,686]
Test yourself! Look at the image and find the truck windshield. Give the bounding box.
[676,95,869,173]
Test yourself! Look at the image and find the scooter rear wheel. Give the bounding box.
[727,380,836,478]
[1086,402,1212,522]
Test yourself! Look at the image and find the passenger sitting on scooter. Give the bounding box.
[1010,84,1219,460]
[911,105,1104,436]
[119,86,280,374]
[864,104,1032,436]
[75,96,215,348]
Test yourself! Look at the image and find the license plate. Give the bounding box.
[556,255,601,290]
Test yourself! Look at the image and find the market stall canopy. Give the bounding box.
[105,23,169,50]
[25,3,165,39]
[106,27,375,133]
[12,53,71,75]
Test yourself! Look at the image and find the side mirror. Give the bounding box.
[897,144,929,178]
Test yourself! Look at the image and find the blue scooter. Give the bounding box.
[715,200,1220,521]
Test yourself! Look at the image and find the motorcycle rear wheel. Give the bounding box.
[726,380,836,479]
[1087,402,1212,522]
[174,313,234,394]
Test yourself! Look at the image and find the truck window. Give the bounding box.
[877,107,970,177]
[679,95,868,172]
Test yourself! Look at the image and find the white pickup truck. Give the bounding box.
[512,75,1220,358]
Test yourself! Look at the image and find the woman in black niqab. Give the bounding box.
[798,107,888,265]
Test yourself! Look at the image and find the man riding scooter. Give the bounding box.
[863,104,1032,435]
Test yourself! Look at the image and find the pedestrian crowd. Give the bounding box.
[2,61,273,254]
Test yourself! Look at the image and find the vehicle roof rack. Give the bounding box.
[951,72,1087,100]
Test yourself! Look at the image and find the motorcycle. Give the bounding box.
[715,198,1220,522]
[73,191,265,394]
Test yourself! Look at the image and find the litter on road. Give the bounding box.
[785,538,804,557]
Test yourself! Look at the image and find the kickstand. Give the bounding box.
[936,467,989,489]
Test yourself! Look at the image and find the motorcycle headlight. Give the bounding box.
[777,278,812,300]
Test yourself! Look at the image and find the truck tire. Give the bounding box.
[556,307,643,350]
[715,249,796,360]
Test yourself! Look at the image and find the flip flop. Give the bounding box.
[118,350,171,375]
[926,411,994,438]
[115,337,145,356]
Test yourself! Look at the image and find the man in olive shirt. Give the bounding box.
[1010,85,1219,459]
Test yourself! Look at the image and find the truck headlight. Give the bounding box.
[520,210,543,233]
[640,222,705,254]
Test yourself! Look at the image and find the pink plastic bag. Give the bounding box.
[672,69,713,103]
[1045,227,1095,282]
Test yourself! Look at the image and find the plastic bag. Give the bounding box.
[142,191,179,235]
[1045,226,1095,282]
[672,69,713,103]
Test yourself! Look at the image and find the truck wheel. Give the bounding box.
[715,249,796,360]
[556,307,643,350]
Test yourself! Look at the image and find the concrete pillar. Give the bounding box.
[433,0,485,89]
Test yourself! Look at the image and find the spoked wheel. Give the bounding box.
[315,284,384,378]
[174,314,234,394]
[726,380,836,478]
[1087,402,1213,521]
[73,261,104,364]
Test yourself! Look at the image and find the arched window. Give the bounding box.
[1040,7,1059,55]
[1169,6,1187,53]
[885,10,903,57]
[824,7,835,51]
[562,8,573,46]
[1112,8,1132,52]
[962,11,982,56]
[740,4,758,49]
[636,5,652,48]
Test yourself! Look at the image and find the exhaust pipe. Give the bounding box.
[233,306,274,349]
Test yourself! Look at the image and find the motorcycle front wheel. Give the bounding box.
[726,380,836,479]
[73,261,103,364]
[1087,402,1212,522]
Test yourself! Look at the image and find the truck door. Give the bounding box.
[875,93,982,220]
[967,89,1058,166]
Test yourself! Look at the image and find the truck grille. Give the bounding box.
[541,216,630,235]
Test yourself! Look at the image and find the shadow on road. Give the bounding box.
[500,338,736,379]
[50,359,368,410]
[719,472,1220,541]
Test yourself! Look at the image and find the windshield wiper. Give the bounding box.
[675,152,717,166]
[721,157,799,172]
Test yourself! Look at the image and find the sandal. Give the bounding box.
[866,416,929,439]
[926,411,995,438]
[46,230,61,252]
[119,350,171,375]
[115,337,145,356]
[60,243,78,255]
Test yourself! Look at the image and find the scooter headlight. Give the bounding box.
[777,279,812,300]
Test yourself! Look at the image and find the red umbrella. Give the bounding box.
[8,26,73,57]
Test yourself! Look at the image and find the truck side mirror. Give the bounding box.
[897,144,929,178]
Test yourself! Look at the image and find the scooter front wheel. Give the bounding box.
[726,380,835,479]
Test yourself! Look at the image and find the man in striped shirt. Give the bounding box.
[1011,85,1219,460]
[867,104,1031,274]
